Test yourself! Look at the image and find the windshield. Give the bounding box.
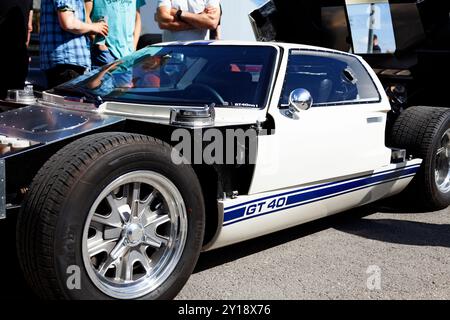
[52,45,278,108]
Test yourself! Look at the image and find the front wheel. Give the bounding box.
[17,133,205,300]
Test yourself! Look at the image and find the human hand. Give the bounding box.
[105,60,123,72]
[204,6,217,14]
[91,21,109,37]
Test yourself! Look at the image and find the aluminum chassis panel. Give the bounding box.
[0,104,124,146]
[0,103,126,219]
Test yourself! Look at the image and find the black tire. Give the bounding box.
[389,106,450,210]
[16,132,205,300]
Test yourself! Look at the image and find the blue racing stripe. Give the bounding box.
[225,207,246,221]
[224,165,420,212]
[223,166,419,225]
[223,174,416,227]
[188,41,214,45]
[285,167,418,206]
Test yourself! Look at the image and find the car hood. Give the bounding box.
[0,103,125,158]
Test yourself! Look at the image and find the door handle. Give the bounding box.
[366,116,383,124]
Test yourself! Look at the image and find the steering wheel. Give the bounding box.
[186,83,226,105]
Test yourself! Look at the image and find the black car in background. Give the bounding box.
[250,0,450,111]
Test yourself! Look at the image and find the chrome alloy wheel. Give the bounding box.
[435,129,450,194]
[82,171,188,299]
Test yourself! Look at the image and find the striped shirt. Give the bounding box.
[40,0,91,70]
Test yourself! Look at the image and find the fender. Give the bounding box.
[0,103,125,219]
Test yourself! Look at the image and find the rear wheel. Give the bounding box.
[17,133,205,300]
[390,106,450,210]
[434,129,450,194]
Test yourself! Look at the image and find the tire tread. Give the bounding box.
[389,106,450,209]
[17,133,175,299]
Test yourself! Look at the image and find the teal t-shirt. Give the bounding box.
[91,0,146,60]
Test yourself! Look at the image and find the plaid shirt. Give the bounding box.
[40,0,91,71]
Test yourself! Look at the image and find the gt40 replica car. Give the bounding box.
[1,42,449,300]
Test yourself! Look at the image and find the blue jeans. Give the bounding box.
[91,46,116,67]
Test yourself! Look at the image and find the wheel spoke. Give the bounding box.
[117,251,134,282]
[92,213,121,229]
[130,248,152,275]
[87,237,117,257]
[150,214,171,227]
[136,190,158,220]
[442,175,450,188]
[121,184,130,199]
[110,237,128,260]
[142,210,169,228]
[129,183,141,218]
[98,256,117,276]
[142,190,157,207]
[144,234,168,248]
[92,194,130,228]
[137,246,152,274]
[106,194,130,223]
[143,214,171,248]
[103,227,123,240]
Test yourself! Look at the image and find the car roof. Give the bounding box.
[157,40,356,57]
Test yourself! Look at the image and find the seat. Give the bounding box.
[318,78,333,103]
[283,73,334,104]
[195,71,255,106]
[218,71,254,103]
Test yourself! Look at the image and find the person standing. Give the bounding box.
[85,0,146,67]
[0,0,34,99]
[155,0,221,42]
[209,4,221,40]
[40,0,108,88]
[372,34,382,53]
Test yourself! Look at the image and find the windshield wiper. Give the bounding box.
[51,87,102,106]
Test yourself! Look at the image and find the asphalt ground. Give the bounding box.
[1,197,449,300]
[177,198,450,300]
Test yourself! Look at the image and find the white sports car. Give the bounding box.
[1,41,449,299]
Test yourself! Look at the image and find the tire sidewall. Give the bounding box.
[52,142,204,300]
[422,115,450,208]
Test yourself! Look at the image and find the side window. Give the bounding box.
[280,50,380,107]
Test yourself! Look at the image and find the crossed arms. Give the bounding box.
[155,6,220,32]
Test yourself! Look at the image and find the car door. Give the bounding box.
[249,48,392,194]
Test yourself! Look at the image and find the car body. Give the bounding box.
[0,41,446,300]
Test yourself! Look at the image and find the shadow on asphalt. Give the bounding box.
[335,218,450,248]
[194,203,379,273]
[334,197,450,248]
[194,196,443,274]
[0,196,445,298]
